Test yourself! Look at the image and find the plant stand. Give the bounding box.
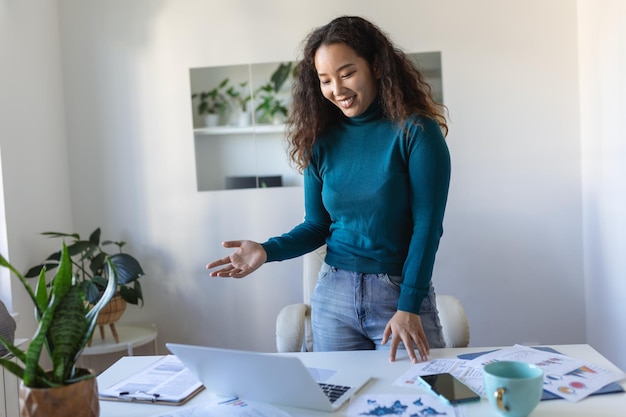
[97,323,120,344]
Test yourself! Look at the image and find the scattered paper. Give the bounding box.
[347,393,460,417]
[395,345,625,402]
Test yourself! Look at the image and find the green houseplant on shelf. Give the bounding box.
[254,83,289,124]
[24,228,146,343]
[192,77,231,126]
[254,62,293,124]
[0,244,117,417]
[226,81,252,126]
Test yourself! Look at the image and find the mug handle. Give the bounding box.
[495,387,510,411]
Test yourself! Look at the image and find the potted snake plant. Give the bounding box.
[0,244,117,417]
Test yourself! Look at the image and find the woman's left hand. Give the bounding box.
[383,310,430,364]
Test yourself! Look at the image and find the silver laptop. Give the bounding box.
[166,343,370,412]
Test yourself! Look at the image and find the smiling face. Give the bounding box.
[314,42,379,118]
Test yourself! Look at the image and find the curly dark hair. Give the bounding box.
[286,16,448,172]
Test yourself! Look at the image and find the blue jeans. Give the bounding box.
[311,262,445,352]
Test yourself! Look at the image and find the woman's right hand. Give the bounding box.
[206,240,267,278]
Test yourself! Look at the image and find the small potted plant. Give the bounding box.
[254,83,289,125]
[254,62,293,124]
[192,78,230,127]
[0,245,117,417]
[24,228,146,342]
[226,81,252,126]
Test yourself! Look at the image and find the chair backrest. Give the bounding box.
[292,245,326,352]
[283,245,470,350]
[436,294,470,348]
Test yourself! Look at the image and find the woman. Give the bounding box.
[207,16,450,364]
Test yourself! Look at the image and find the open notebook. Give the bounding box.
[166,343,371,412]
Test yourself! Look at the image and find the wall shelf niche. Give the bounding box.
[190,51,442,192]
[190,60,296,192]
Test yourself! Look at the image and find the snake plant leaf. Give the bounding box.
[34,267,48,318]
[81,258,117,365]
[0,354,25,379]
[51,244,73,298]
[0,236,125,388]
[0,335,26,363]
[0,334,48,385]
[85,258,117,323]
[49,285,89,383]
[0,257,47,386]
[0,253,38,307]
[23,243,73,387]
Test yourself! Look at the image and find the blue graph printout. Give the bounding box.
[346,393,458,417]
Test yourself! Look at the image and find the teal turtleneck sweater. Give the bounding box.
[262,100,450,314]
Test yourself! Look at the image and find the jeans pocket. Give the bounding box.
[317,262,332,282]
[378,273,402,291]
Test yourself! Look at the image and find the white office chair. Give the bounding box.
[275,245,470,352]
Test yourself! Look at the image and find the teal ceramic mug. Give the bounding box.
[483,361,544,417]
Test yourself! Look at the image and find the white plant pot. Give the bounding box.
[237,110,251,127]
[203,113,220,127]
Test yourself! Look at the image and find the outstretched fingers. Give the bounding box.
[205,240,266,279]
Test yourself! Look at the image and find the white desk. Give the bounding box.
[83,323,158,356]
[97,344,626,417]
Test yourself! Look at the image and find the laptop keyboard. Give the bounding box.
[318,383,351,403]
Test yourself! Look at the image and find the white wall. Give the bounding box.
[0,0,74,341]
[578,0,626,370]
[53,0,585,354]
[5,0,622,370]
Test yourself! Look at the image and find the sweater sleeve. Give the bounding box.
[397,118,451,314]
[261,164,330,261]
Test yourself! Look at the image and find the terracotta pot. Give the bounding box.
[19,371,99,417]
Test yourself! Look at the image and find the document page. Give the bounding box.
[99,355,204,403]
[395,345,625,402]
[346,394,462,417]
[465,345,625,402]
